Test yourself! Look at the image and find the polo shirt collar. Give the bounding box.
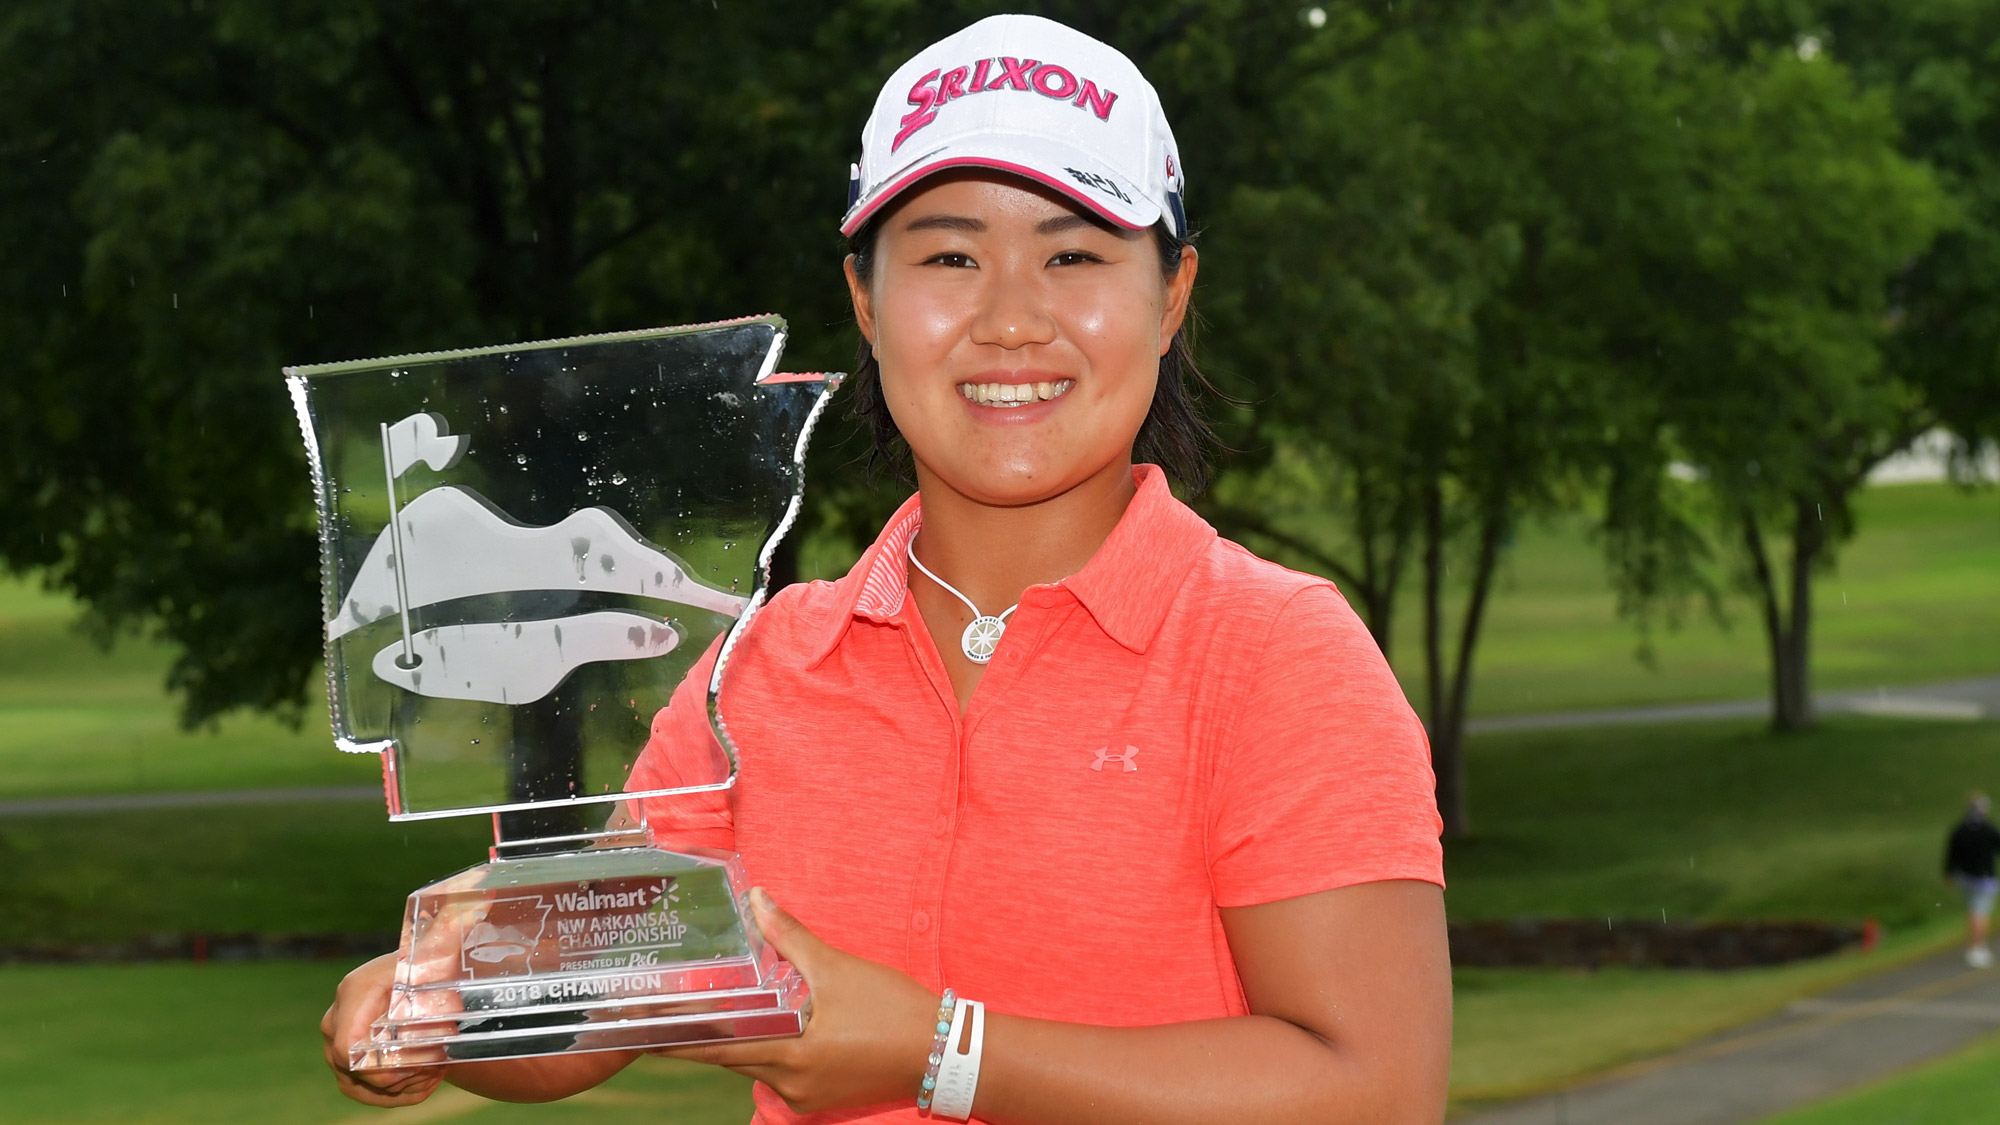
[1061,465,1217,652]
[806,465,1215,666]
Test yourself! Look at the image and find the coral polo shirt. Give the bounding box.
[628,465,1442,1124]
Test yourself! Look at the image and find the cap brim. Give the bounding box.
[840,136,1160,237]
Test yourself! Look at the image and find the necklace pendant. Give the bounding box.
[961,615,1007,664]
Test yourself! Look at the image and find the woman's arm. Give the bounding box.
[667,879,1451,1123]
[977,880,1450,1124]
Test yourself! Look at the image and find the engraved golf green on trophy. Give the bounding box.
[287,317,839,1068]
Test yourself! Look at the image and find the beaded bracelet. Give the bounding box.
[916,988,956,1112]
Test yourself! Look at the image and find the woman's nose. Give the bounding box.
[968,265,1056,350]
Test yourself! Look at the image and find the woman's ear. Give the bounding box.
[1160,246,1198,356]
[843,254,877,352]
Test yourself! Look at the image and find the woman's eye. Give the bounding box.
[924,252,976,268]
[1049,250,1104,267]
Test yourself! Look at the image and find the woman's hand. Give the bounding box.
[652,888,941,1114]
[321,951,446,1106]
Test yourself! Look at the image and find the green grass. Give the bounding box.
[1385,481,2000,716]
[1448,715,2000,928]
[1758,1027,2000,1125]
[4,715,1984,1115]
[0,803,490,944]
[0,575,380,799]
[0,962,754,1125]
[1439,713,1998,1103]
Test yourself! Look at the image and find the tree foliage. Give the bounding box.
[1198,0,1954,831]
[0,0,1286,725]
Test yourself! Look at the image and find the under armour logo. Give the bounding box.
[1090,746,1139,773]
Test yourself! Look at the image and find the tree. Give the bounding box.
[0,0,1308,735]
[1199,0,1951,829]
[1808,0,2000,448]
[0,1,840,727]
[1646,24,1953,731]
[1204,1,1725,835]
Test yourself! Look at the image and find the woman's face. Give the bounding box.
[845,172,1197,508]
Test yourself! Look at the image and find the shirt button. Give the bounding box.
[913,911,931,933]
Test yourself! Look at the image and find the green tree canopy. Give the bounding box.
[0,0,1293,725]
[1198,0,1953,830]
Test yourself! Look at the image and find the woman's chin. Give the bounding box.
[920,452,1129,510]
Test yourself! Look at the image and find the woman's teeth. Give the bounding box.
[959,380,1074,407]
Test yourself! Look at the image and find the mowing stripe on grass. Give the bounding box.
[0,784,381,818]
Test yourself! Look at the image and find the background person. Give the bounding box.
[323,15,1450,1122]
[1944,793,2000,968]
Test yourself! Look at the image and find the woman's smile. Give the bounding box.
[956,378,1075,407]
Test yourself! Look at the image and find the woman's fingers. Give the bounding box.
[332,1067,443,1107]
[322,951,445,1104]
[645,892,825,1072]
[748,887,825,974]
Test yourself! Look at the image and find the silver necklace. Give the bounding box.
[908,541,1017,664]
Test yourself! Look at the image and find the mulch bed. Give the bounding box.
[2,921,1867,970]
[1449,918,1870,969]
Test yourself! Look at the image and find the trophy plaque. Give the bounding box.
[286,316,840,1069]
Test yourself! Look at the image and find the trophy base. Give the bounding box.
[352,845,808,1070]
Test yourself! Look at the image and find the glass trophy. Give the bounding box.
[285,316,840,1069]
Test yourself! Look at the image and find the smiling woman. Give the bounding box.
[843,179,1213,497]
[323,14,1450,1125]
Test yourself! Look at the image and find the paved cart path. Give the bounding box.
[1455,948,2000,1125]
[1467,675,2000,734]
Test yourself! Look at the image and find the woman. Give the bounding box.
[325,14,1449,1122]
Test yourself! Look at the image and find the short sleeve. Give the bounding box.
[1207,584,1443,907]
[624,635,736,852]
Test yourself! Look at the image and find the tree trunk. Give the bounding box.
[1351,474,1399,659]
[1775,496,1823,731]
[500,677,589,847]
[1421,477,1468,837]
[500,27,593,842]
[768,531,801,592]
[531,26,579,337]
[1358,585,1396,658]
[1421,475,1511,839]
[1743,506,1819,732]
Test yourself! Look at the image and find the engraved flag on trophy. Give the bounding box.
[287,316,839,1068]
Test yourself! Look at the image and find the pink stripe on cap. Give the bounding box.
[839,155,1152,238]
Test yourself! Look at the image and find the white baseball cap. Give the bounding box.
[840,14,1187,239]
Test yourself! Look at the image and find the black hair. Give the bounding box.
[845,215,1218,494]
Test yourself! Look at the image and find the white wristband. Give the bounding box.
[930,997,985,1120]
